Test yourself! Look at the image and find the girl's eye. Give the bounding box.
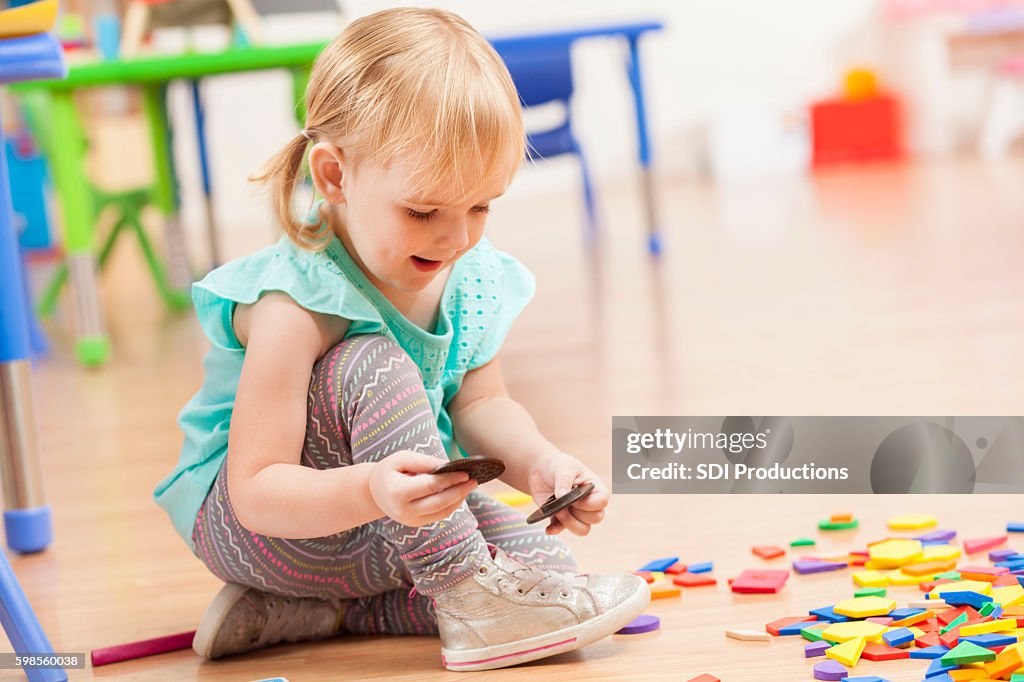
[472,205,491,215]
[406,208,436,221]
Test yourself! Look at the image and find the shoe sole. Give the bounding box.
[440,578,652,671]
[192,582,251,659]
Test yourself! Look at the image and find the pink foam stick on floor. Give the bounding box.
[91,630,196,666]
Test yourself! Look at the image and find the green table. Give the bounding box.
[12,41,326,366]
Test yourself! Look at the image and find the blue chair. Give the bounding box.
[495,41,599,245]
[0,18,69,682]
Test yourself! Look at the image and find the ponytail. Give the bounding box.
[250,131,331,251]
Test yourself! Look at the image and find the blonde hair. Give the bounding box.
[253,7,525,250]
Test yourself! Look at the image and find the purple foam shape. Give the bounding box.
[915,529,956,543]
[991,548,1017,562]
[813,660,849,680]
[805,641,831,658]
[616,614,660,635]
[793,560,847,575]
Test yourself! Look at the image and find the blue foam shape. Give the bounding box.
[687,561,712,573]
[1008,522,1024,532]
[926,658,957,677]
[846,677,889,682]
[638,557,678,572]
[995,559,1024,570]
[882,627,914,647]
[889,608,926,620]
[961,633,1016,648]
[779,620,819,636]
[924,675,952,682]
[939,590,993,608]
[909,645,950,659]
[809,605,849,623]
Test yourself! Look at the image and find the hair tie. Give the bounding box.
[300,129,313,141]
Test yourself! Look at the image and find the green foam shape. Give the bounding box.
[940,640,997,666]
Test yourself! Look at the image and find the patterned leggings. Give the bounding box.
[192,335,576,636]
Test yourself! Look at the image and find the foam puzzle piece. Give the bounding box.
[725,628,771,642]
[731,569,789,594]
[616,614,660,635]
[887,513,937,530]
[752,545,785,560]
[822,620,887,643]
[805,641,831,657]
[685,675,720,682]
[853,570,888,587]
[958,618,1016,636]
[794,560,848,574]
[861,642,908,661]
[638,557,679,572]
[940,640,997,665]
[819,518,859,531]
[1009,522,1024,533]
[881,627,914,647]
[672,572,716,587]
[688,562,713,574]
[813,659,850,680]
[766,616,818,636]
[916,529,956,543]
[868,539,924,568]
[826,635,866,666]
[791,538,816,547]
[910,644,950,659]
[921,545,962,562]
[963,536,1008,555]
[833,596,896,618]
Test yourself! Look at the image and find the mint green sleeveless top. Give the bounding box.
[153,232,535,548]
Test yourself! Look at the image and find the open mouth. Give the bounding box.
[411,256,444,272]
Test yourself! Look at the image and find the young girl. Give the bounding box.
[154,7,648,672]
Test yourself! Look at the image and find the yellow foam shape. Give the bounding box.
[959,618,1017,636]
[822,621,887,643]
[0,0,58,38]
[921,545,962,562]
[834,596,897,618]
[493,490,534,507]
[826,635,866,666]
[887,569,933,586]
[887,514,938,530]
[992,584,1024,607]
[650,572,665,582]
[907,626,925,638]
[929,580,993,598]
[869,539,924,568]
[853,570,888,587]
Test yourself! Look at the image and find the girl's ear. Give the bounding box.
[308,142,347,204]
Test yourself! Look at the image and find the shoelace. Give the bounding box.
[504,557,580,597]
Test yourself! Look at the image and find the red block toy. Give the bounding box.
[810,93,903,166]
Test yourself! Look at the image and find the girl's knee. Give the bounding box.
[313,334,417,395]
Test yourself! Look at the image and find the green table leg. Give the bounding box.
[141,83,190,311]
[47,90,109,367]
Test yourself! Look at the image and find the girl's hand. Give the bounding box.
[368,451,477,527]
[526,452,609,536]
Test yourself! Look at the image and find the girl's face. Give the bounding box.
[326,151,512,300]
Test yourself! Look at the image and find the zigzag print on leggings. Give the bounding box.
[192,335,576,634]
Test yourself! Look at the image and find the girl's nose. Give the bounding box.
[439,218,470,251]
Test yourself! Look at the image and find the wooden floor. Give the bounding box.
[7,156,1024,681]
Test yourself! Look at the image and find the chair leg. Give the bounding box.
[0,548,67,682]
[575,144,599,247]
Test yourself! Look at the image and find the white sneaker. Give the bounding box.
[192,583,344,659]
[432,547,650,671]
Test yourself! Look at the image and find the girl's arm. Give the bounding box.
[226,292,383,538]
[448,358,609,535]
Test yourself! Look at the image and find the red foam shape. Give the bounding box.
[673,572,717,588]
[665,563,688,575]
[963,535,1008,555]
[731,569,789,594]
[686,676,721,682]
[766,615,818,636]
[752,545,786,560]
[861,642,910,661]
[915,633,940,648]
